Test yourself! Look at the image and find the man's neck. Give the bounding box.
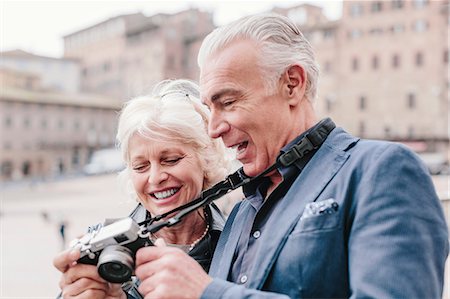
[266,172,283,199]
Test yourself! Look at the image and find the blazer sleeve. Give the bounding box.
[201,279,290,299]
[348,143,449,298]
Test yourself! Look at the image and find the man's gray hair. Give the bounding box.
[198,13,319,101]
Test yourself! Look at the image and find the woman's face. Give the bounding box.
[128,134,204,216]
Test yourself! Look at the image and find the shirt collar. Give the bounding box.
[241,124,319,198]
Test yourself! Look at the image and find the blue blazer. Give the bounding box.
[202,128,449,299]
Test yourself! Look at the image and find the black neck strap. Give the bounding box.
[141,118,336,233]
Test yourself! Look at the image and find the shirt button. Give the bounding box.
[240,275,248,284]
[253,230,261,239]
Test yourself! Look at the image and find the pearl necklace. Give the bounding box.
[150,211,209,252]
[188,222,209,251]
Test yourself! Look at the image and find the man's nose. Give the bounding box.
[208,110,230,139]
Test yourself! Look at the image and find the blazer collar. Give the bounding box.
[248,128,357,288]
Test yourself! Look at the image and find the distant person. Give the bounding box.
[40,211,68,250]
[104,13,448,299]
[53,79,238,298]
[58,219,67,250]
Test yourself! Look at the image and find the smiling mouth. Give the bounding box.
[232,141,248,155]
[151,188,180,200]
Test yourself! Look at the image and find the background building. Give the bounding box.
[0,62,121,181]
[1,2,448,182]
[63,9,214,100]
[0,49,80,93]
[275,0,449,171]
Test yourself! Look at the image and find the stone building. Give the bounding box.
[0,49,80,93]
[63,8,214,100]
[275,0,449,161]
[0,68,121,181]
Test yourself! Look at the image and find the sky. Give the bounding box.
[0,0,342,58]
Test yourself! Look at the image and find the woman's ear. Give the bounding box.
[282,65,307,106]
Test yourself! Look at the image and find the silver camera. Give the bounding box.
[70,217,153,283]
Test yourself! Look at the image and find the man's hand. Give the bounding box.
[135,239,212,299]
[53,248,126,299]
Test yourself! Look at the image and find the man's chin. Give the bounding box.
[242,164,260,178]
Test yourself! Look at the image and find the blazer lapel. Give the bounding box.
[248,130,354,289]
[211,202,251,279]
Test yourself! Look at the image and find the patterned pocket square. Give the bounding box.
[301,198,339,219]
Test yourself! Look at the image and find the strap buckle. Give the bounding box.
[278,135,315,167]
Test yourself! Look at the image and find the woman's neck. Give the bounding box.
[152,209,208,245]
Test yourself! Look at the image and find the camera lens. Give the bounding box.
[98,245,134,283]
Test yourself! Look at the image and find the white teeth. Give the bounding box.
[235,142,247,155]
[153,188,179,199]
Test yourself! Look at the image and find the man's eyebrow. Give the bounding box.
[210,89,240,102]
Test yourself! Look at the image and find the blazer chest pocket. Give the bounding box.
[294,198,341,233]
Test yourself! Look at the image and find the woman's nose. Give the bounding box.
[147,166,169,185]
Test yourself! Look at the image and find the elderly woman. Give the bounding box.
[53,79,237,299]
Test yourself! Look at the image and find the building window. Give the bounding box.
[392,0,404,9]
[103,61,111,72]
[413,0,428,9]
[392,54,400,68]
[371,1,383,12]
[41,119,47,129]
[390,24,405,34]
[4,116,12,128]
[23,118,30,128]
[372,55,379,69]
[73,119,80,130]
[415,52,424,66]
[408,126,415,138]
[352,57,359,71]
[324,61,332,73]
[413,20,428,32]
[22,161,31,177]
[350,3,363,17]
[58,119,64,130]
[325,97,334,112]
[323,29,335,40]
[369,28,383,35]
[359,121,366,137]
[407,93,416,109]
[1,161,13,179]
[444,50,449,64]
[349,29,363,39]
[384,126,391,138]
[359,96,366,110]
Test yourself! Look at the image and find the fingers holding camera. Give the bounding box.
[53,248,80,273]
[54,249,126,299]
[135,246,212,299]
[59,269,126,299]
[60,277,107,298]
[61,263,105,286]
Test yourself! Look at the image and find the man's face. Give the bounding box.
[200,40,293,177]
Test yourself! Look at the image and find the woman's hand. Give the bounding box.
[53,248,126,299]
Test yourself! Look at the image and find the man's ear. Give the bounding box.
[281,64,307,106]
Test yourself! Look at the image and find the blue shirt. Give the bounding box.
[229,129,321,285]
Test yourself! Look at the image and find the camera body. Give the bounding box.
[70,217,153,283]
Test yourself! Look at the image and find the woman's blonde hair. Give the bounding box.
[116,79,235,202]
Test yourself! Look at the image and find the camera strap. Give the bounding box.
[141,118,336,234]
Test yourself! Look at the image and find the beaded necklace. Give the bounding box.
[150,210,209,252]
